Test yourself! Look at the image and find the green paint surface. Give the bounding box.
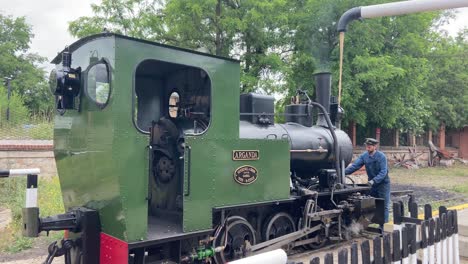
[183,138,290,232]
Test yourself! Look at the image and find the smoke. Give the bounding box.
[347,220,364,237]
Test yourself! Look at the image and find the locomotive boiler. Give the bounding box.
[20,33,383,264]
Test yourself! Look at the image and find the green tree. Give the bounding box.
[0,85,29,126]
[288,0,440,134]
[0,14,51,117]
[425,29,468,130]
[69,0,166,40]
[68,0,466,137]
[70,0,294,93]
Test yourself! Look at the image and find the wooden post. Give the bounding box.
[392,230,401,263]
[383,233,391,264]
[376,127,381,147]
[428,130,432,144]
[408,131,416,147]
[361,240,371,264]
[395,129,399,147]
[351,243,359,264]
[349,121,357,147]
[325,252,333,264]
[439,122,446,150]
[373,237,382,264]
[338,248,348,264]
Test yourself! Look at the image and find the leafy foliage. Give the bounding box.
[0,14,52,117]
[68,0,467,133]
[424,30,468,130]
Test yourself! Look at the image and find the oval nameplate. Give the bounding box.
[234,165,258,185]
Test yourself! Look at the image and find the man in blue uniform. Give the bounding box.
[345,138,390,223]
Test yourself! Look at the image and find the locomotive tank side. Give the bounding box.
[239,121,353,177]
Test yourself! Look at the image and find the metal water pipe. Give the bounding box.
[338,0,468,32]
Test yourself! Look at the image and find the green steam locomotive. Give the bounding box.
[22,33,383,264]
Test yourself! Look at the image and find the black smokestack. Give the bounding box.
[314,72,331,127]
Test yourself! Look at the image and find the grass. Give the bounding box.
[0,176,64,253]
[390,163,468,197]
[0,122,53,140]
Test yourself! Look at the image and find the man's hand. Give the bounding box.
[367,180,374,187]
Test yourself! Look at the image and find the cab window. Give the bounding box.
[86,62,110,107]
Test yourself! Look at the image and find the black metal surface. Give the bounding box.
[0,170,9,177]
[314,72,331,127]
[317,186,370,197]
[78,209,100,264]
[213,197,297,211]
[371,198,385,225]
[239,121,353,177]
[337,7,362,32]
[240,93,275,124]
[40,212,80,232]
[329,99,344,128]
[285,104,313,127]
[27,174,38,188]
[41,208,100,264]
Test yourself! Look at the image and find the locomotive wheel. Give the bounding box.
[302,221,327,250]
[262,212,296,241]
[213,216,257,264]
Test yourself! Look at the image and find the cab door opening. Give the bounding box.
[134,59,211,238]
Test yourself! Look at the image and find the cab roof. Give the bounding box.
[51,32,240,64]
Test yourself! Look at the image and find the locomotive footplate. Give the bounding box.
[317,185,371,196]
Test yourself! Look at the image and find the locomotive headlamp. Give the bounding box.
[49,51,81,110]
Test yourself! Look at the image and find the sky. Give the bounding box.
[1,0,467,72]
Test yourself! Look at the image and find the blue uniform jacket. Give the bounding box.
[345,151,389,185]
